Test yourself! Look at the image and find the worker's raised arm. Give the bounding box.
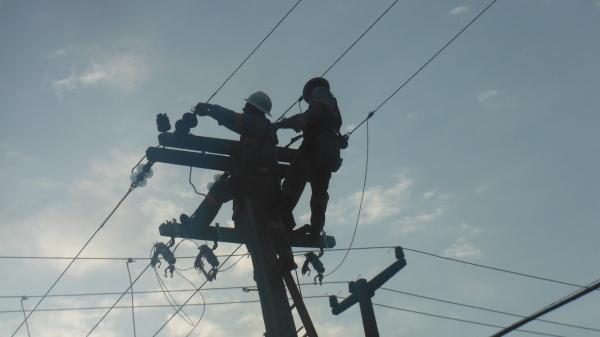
[194,103,269,138]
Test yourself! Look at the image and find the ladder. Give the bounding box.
[282,271,318,337]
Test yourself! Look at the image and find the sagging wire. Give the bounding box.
[151,244,244,337]
[188,167,207,196]
[84,263,153,337]
[154,268,196,327]
[325,120,369,277]
[176,270,208,337]
[218,252,249,273]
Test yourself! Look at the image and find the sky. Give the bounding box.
[1,0,599,336]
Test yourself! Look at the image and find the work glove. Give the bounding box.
[193,102,211,116]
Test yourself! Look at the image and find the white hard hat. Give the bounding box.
[245,91,272,116]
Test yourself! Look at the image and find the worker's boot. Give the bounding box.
[180,200,221,233]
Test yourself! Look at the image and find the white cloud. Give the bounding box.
[477,89,511,109]
[444,237,482,259]
[52,53,150,96]
[450,6,470,16]
[328,174,412,225]
[47,48,67,58]
[474,184,490,195]
[391,207,444,234]
[477,90,500,103]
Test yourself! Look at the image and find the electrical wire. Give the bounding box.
[490,277,600,337]
[373,303,566,337]
[154,268,196,326]
[7,296,332,314]
[276,0,402,122]
[347,0,501,137]
[175,270,208,337]
[0,281,349,300]
[217,252,249,272]
[204,0,303,104]
[380,287,600,333]
[325,120,369,277]
[84,263,152,337]
[150,244,243,337]
[5,245,595,292]
[188,166,207,196]
[3,297,581,337]
[188,0,303,195]
[9,185,136,337]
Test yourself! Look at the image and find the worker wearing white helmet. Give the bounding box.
[168,91,296,271]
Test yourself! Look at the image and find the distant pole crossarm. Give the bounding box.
[329,247,407,337]
[490,277,600,337]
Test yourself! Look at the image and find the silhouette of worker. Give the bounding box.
[175,91,296,271]
[275,78,343,238]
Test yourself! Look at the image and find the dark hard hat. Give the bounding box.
[303,77,330,102]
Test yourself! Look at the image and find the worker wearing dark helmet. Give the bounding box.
[275,77,343,238]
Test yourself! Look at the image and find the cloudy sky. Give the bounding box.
[1,0,599,336]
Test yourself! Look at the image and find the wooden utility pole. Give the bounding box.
[147,131,335,336]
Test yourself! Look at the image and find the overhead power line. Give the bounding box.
[0,297,578,337]
[9,185,136,337]
[5,245,596,292]
[490,277,600,337]
[3,282,598,333]
[276,0,402,121]
[347,0,501,137]
[325,120,369,277]
[205,0,303,103]
[150,244,243,337]
[374,303,566,337]
[380,287,600,333]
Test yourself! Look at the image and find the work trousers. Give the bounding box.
[191,174,295,270]
[281,148,332,232]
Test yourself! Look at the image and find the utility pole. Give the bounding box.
[125,258,137,337]
[147,130,336,336]
[20,296,31,337]
[329,247,407,337]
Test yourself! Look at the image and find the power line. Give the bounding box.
[150,244,243,337]
[0,281,349,300]
[490,277,600,337]
[175,270,207,337]
[380,287,600,333]
[205,0,303,103]
[2,296,331,314]
[9,185,136,337]
[1,297,579,337]
[5,245,596,292]
[347,0,501,137]
[84,262,152,337]
[374,303,566,337]
[276,0,402,121]
[325,120,369,277]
